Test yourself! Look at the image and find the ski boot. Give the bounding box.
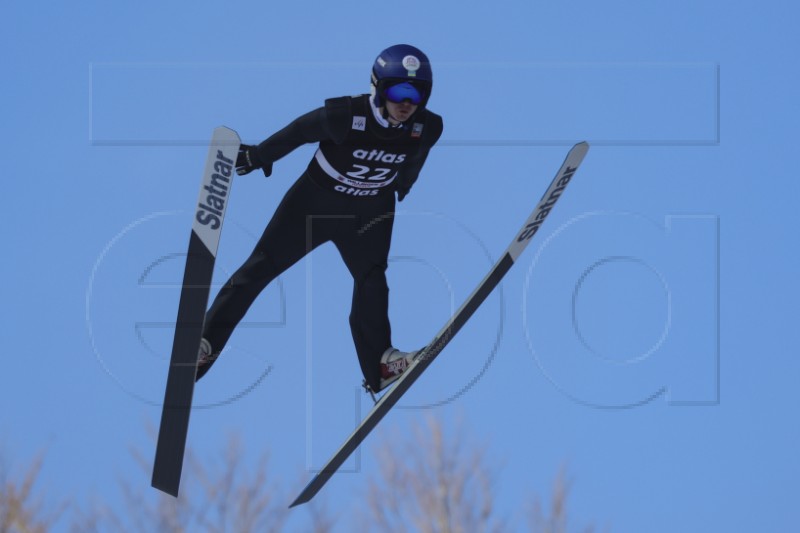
[379,347,419,389]
[195,338,219,382]
[362,347,422,403]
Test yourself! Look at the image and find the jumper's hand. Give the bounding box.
[235,144,259,175]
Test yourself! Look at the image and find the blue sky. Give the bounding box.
[3,0,799,531]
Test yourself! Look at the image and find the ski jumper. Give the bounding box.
[200,94,443,390]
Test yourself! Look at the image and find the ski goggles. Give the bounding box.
[383,81,424,104]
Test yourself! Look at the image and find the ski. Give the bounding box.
[290,141,590,507]
[151,126,240,497]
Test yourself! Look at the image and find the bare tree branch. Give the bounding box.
[363,414,506,533]
[71,429,331,532]
[2,420,604,532]
[528,465,604,533]
[0,452,63,533]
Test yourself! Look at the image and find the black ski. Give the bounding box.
[290,141,590,507]
[151,126,241,497]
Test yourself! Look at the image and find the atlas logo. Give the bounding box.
[352,149,406,164]
[196,150,233,230]
[334,185,379,197]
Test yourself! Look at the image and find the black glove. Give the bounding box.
[235,144,257,175]
[396,187,410,202]
[235,144,272,177]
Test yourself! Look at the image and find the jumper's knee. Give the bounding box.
[356,263,389,291]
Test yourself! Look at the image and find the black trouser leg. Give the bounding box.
[199,173,397,387]
[335,211,395,391]
[200,177,328,378]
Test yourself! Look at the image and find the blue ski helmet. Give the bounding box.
[371,44,433,109]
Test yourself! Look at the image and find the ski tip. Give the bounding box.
[567,141,590,161]
[212,125,242,146]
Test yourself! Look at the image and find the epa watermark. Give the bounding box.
[523,211,720,409]
[85,211,279,408]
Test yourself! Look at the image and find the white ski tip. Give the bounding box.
[193,127,241,256]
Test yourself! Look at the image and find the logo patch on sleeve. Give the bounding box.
[352,116,366,131]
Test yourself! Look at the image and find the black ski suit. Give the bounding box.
[199,94,443,390]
